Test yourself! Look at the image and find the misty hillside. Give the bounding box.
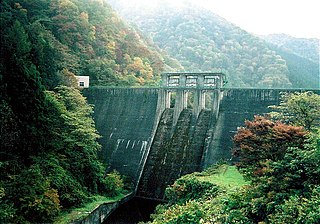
[261,34,319,88]
[263,34,319,63]
[262,34,319,88]
[108,0,294,88]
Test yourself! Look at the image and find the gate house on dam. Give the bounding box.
[159,72,226,125]
[84,73,318,200]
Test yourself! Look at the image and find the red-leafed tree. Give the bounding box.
[233,116,307,180]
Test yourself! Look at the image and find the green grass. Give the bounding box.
[53,194,126,224]
[53,166,246,223]
[196,165,248,189]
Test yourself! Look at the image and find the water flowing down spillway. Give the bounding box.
[136,108,214,200]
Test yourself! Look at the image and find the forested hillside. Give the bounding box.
[0,0,172,222]
[262,34,319,88]
[108,0,293,88]
[1,0,180,88]
[265,44,319,88]
[263,34,319,63]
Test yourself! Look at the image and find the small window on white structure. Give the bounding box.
[76,76,89,88]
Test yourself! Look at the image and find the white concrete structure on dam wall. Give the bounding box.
[76,76,90,88]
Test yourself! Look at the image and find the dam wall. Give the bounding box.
[203,88,320,166]
[84,87,319,197]
[84,87,161,186]
[136,108,213,200]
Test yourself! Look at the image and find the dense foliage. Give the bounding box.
[165,175,219,205]
[264,34,320,88]
[264,41,319,88]
[0,0,135,222]
[0,0,318,222]
[269,91,320,130]
[108,0,295,88]
[263,34,319,64]
[148,92,320,223]
[149,167,225,224]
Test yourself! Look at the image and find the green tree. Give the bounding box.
[7,165,61,223]
[165,175,219,205]
[28,21,62,89]
[269,91,320,130]
[46,86,103,193]
[1,19,50,160]
[229,114,320,223]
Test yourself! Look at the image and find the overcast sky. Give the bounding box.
[197,0,320,39]
[117,0,320,39]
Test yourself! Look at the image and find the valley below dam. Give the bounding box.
[105,197,161,223]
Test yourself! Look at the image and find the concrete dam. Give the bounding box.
[84,73,317,200]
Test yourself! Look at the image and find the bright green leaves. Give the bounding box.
[46,86,103,192]
[226,93,320,223]
[101,170,125,197]
[48,86,100,150]
[269,91,320,130]
[269,187,320,224]
[165,175,219,205]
